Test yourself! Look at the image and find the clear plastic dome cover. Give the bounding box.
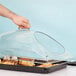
[0,29,71,60]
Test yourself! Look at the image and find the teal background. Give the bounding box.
[0,0,76,58]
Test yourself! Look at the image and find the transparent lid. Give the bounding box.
[0,29,71,61]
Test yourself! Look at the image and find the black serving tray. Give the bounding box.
[67,61,76,66]
[0,61,67,74]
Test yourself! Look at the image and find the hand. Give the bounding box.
[12,15,30,29]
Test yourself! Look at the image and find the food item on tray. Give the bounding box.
[0,56,18,65]
[38,63,57,68]
[1,61,15,65]
[19,57,35,66]
[0,56,35,66]
[0,59,1,63]
[11,56,18,60]
[3,55,10,61]
[11,56,18,65]
[1,55,14,65]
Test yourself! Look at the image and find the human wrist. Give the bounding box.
[8,12,18,20]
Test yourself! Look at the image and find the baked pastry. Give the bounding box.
[11,56,18,65]
[0,59,2,64]
[2,56,18,65]
[38,63,57,68]
[3,55,10,61]
[1,61,14,65]
[19,57,35,66]
[11,56,18,60]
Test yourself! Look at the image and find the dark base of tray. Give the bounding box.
[0,63,67,74]
[67,61,76,66]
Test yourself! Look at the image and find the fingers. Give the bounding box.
[18,25,25,29]
[23,18,29,24]
[13,15,30,29]
[22,22,30,28]
[23,19,30,28]
[18,21,30,29]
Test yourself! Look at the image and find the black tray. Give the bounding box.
[67,61,76,66]
[0,61,67,74]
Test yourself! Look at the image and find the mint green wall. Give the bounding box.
[0,0,76,58]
